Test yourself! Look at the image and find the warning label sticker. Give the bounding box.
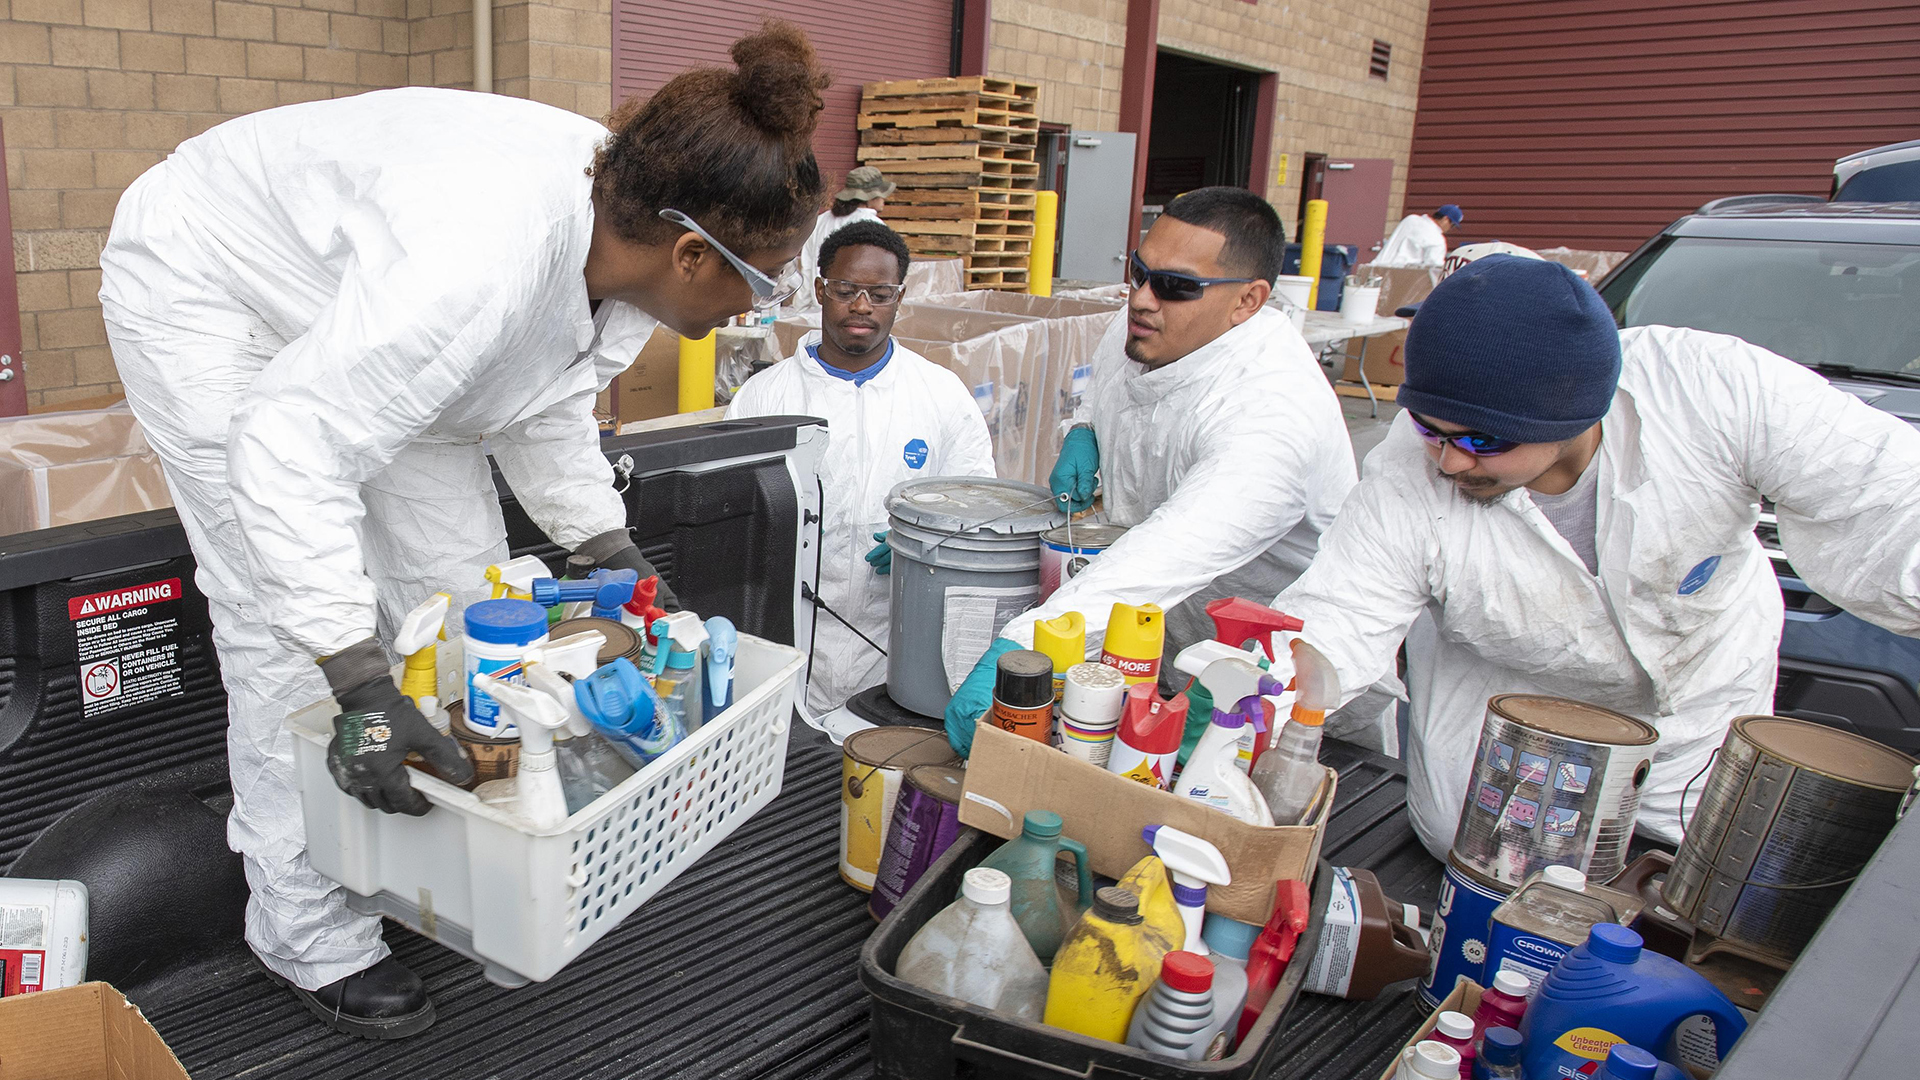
[70,578,184,719]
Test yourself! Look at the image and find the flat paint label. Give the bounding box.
[70,577,184,719]
[1552,1026,1627,1061]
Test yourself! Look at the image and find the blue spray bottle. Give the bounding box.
[703,617,737,723]
[649,612,709,734]
[531,568,640,621]
[573,657,680,768]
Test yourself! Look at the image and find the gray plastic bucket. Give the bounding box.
[886,478,1065,718]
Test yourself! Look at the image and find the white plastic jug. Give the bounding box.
[0,879,88,994]
[894,867,1048,1020]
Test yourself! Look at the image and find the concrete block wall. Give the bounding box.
[987,0,1125,131]
[4,0,613,411]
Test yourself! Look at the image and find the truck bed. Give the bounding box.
[127,726,1442,1080]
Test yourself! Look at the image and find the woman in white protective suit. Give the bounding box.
[1277,255,1920,860]
[96,25,829,1037]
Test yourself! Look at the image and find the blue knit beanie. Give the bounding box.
[1398,255,1621,444]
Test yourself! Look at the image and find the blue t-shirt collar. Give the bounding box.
[807,339,894,387]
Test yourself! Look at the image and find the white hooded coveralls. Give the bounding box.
[1278,325,1920,857]
[726,335,995,712]
[999,307,1372,730]
[97,89,657,989]
[1375,214,1448,268]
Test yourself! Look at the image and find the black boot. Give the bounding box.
[263,955,436,1039]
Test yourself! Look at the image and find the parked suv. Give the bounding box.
[1594,201,1920,752]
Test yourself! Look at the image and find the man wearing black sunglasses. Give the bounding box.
[944,187,1374,756]
[1275,254,1920,861]
[727,221,994,713]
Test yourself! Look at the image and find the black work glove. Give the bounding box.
[574,528,680,612]
[319,638,473,815]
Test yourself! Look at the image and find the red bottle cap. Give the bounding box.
[1119,684,1189,753]
[1161,950,1215,994]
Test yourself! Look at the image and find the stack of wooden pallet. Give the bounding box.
[857,76,1041,291]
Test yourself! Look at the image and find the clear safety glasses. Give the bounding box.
[820,279,905,307]
[658,208,802,311]
[1407,412,1522,457]
[1127,250,1258,302]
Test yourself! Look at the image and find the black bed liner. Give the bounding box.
[128,730,1441,1080]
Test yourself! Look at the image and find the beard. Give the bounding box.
[1123,336,1148,364]
[1436,466,1509,504]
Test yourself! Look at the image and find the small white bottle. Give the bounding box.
[895,868,1049,1020]
[1126,950,1218,1060]
[1395,1040,1464,1080]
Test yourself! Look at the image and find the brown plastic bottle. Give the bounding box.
[1300,866,1431,1000]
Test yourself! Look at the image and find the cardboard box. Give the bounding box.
[1341,265,1442,388]
[0,407,172,537]
[1377,977,1484,1080]
[957,721,1333,923]
[612,326,682,426]
[0,982,191,1080]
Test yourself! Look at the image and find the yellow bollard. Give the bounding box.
[1299,199,1328,310]
[1028,190,1059,297]
[677,331,716,413]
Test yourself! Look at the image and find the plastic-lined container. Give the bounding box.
[860,828,1328,1080]
[288,632,803,987]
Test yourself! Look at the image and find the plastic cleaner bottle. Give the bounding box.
[470,675,571,828]
[533,568,640,622]
[485,554,549,600]
[1473,1027,1523,1080]
[573,657,681,768]
[1250,639,1339,825]
[649,612,709,734]
[1126,950,1219,1060]
[1471,969,1531,1045]
[1519,924,1748,1080]
[1594,1045,1663,1080]
[894,867,1048,1021]
[1395,1041,1463,1080]
[976,810,1090,965]
[1141,825,1231,954]
[1429,1010,1476,1079]
[525,661,633,813]
[1173,702,1275,824]
[1044,886,1170,1042]
[703,616,736,724]
[1200,914,1255,1059]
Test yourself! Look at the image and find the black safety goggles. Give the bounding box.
[1127,251,1258,302]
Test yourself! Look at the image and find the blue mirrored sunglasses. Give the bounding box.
[1407,412,1521,456]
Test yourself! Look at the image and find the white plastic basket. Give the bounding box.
[288,633,804,986]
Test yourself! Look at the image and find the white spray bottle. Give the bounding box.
[484,555,550,601]
[525,651,636,812]
[1143,824,1246,1058]
[395,592,452,734]
[470,674,572,828]
[1174,701,1275,825]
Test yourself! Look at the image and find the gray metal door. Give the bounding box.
[1058,131,1138,283]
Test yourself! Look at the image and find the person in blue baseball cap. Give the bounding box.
[1273,254,1920,859]
[1375,203,1463,267]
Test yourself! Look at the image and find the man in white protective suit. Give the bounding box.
[943,186,1378,755]
[727,221,995,713]
[1375,204,1463,268]
[95,27,831,1037]
[1277,254,1920,858]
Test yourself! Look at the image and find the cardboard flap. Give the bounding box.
[0,982,189,1080]
[958,721,1332,923]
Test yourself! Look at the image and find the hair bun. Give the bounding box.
[729,21,830,141]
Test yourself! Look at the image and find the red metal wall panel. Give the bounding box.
[1403,0,1920,250]
[612,1,957,182]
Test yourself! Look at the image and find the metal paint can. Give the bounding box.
[838,727,959,892]
[1663,715,1917,968]
[1451,694,1658,889]
[552,616,646,667]
[1037,523,1128,601]
[448,701,517,791]
[868,764,967,921]
[1420,853,1510,1009]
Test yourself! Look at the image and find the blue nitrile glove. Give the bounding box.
[945,637,1025,758]
[1048,426,1100,513]
[865,530,892,575]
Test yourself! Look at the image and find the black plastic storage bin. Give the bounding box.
[1280,244,1359,311]
[859,828,1330,1080]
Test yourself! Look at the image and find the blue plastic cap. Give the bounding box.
[1603,1045,1659,1080]
[1588,922,1645,964]
[1201,913,1260,961]
[573,657,655,734]
[1480,1026,1522,1066]
[463,598,548,645]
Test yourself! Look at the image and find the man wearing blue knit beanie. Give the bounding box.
[1277,254,1920,858]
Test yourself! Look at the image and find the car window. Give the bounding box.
[1603,236,1920,376]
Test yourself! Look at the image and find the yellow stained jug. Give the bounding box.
[1042,885,1171,1043]
[1099,602,1164,686]
[1033,612,1086,703]
[1116,854,1186,953]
